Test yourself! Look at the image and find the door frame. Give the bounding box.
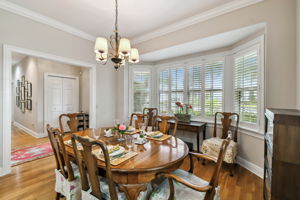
[1,44,97,176]
[44,73,80,134]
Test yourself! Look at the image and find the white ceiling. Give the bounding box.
[6,0,234,39]
[140,23,265,62]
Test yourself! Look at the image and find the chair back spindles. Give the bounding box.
[205,139,230,200]
[71,135,118,200]
[143,108,158,126]
[46,124,75,181]
[59,112,89,134]
[213,112,239,142]
[152,115,178,136]
[129,113,149,130]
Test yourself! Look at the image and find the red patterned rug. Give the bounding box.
[11,143,53,166]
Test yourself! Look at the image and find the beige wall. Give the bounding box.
[137,0,297,110]
[12,56,91,135]
[12,57,39,133]
[0,9,116,169]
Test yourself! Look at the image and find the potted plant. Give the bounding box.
[174,102,192,123]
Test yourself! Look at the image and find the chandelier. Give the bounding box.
[94,0,139,70]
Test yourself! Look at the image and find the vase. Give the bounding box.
[117,132,125,142]
[175,113,191,123]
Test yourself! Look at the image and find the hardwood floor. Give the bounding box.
[1,127,263,200]
[12,125,49,150]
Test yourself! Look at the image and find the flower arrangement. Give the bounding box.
[112,124,128,135]
[175,102,193,114]
[175,102,193,123]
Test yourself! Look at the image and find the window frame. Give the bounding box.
[231,36,265,132]
[129,67,153,114]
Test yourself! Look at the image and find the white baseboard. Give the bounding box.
[237,156,263,178]
[13,122,47,138]
[0,167,11,177]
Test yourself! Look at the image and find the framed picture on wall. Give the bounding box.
[16,96,20,107]
[16,86,20,95]
[20,86,26,101]
[26,99,32,111]
[21,102,26,113]
[27,82,32,97]
[21,76,25,86]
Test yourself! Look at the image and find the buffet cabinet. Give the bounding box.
[264,109,300,200]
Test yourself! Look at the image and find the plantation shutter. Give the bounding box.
[204,61,223,117]
[234,50,258,124]
[133,71,151,112]
[170,68,184,113]
[188,65,202,116]
[159,70,170,113]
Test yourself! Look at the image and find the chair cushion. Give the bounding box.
[82,177,152,200]
[201,137,238,163]
[150,169,220,200]
[55,163,81,200]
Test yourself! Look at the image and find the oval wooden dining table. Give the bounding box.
[64,128,189,200]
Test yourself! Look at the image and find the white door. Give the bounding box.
[45,75,79,131]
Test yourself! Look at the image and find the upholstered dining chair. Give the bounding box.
[129,113,149,130]
[151,115,178,136]
[143,108,158,126]
[201,112,239,176]
[71,134,150,200]
[59,112,89,134]
[46,124,81,200]
[150,139,230,200]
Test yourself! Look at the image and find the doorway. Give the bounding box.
[1,45,96,176]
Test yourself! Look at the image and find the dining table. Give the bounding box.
[64,128,189,200]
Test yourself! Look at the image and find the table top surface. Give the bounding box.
[64,129,189,173]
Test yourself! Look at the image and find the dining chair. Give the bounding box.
[59,112,89,134]
[71,134,150,200]
[150,139,230,200]
[151,115,178,136]
[201,112,239,176]
[143,108,158,126]
[46,124,81,200]
[129,113,149,130]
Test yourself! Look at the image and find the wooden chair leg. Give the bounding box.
[230,163,236,176]
[55,192,61,200]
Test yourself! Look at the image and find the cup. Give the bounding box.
[126,135,133,148]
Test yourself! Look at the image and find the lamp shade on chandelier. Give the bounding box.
[94,0,139,70]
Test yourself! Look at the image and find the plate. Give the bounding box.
[147,131,163,138]
[135,139,148,145]
[99,145,125,157]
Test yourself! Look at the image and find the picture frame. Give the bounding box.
[27,82,32,97]
[20,86,26,101]
[26,99,32,111]
[16,86,20,95]
[21,101,26,113]
[21,75,25,86]
[16,96,20,107]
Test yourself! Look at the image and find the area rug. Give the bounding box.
[11,143,53,166]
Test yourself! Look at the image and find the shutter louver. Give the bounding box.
[234,51,258,124]
[204,61,223,117]
[159,70,169,113]
[133,71,151,112]
[188,65,202,116]
[171,68,184,113]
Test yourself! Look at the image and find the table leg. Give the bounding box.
[119,183,148,200]
[203,124,206,140]
[197,131,200,153]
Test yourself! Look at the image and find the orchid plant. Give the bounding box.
[175,102,193,115]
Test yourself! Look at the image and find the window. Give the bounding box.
[204,61,223,117]
[188,65,202,116]
[158,60,223,117]
[132,71,151,112]
[234,50,259,124]
[159,69,169,113]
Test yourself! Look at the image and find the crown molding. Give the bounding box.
[0,0,95,41]
[132,0,264,45]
